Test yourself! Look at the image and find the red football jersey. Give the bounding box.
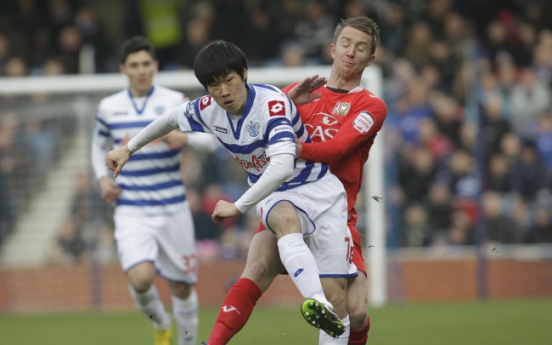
[283,83,387,227]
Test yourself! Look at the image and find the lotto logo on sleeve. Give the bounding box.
[199,95,212,110]
[352,111,374,133]
[268,100,285,116]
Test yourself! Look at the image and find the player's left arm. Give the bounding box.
[299,101,387,164]
[106,106,181,177]
[163,131,218,153]
[212,113,296,223]
[212,152,294,223]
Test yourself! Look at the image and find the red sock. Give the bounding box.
[348,316,371,345]
[207,278,262,345]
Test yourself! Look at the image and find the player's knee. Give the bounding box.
[167,281,192,299]
[268,203,301,237]
[129,275,154,293]
[242,260,276,292]
[348,304,368,329]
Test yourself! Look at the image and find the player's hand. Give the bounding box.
[163,130,189,149]
[105,146,132,178]
[212,200,240,223]
[295,137,303,157]
[97,176,121,203]
[288,74,327,105]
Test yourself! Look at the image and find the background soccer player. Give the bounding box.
[104,40,356,345]
[91,36,216,345]
[205,16,387,345]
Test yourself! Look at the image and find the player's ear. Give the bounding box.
[154,59,159,72]
[243,69,248,82]
[365,54,376,67]
[119,63,125,75]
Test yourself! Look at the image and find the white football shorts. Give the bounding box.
[114,204,198,284]
[256,172,357,278]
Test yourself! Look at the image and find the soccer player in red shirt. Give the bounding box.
[205,16,387,345]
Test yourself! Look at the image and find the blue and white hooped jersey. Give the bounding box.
[93,85,188,215]
[176,83,328,190]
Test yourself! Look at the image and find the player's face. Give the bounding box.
[331,26,376,78]
[120,50,158,97]
[206,69,249,115]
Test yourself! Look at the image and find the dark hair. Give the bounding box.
[120,36,156,64]
[194,40,248,89]
[333,16,380,55]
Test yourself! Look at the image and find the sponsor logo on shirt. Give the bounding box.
[214,126,228,134]
[268,100,285,116]
[246,121,261,137]
[332,102,351,116]
[199,95,212,110]
[304,112,340,141]
[235,152,269,172]
[352,111,374,133]
[113,111,128,116]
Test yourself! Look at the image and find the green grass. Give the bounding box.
[0,299,551,345]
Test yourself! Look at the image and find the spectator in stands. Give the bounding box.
[402,204,431,247]
[177,18,210,70]
[510,140,549,202]
[50,219,87,265]
[486,153,514,194]
[56,26,83,74]
[480,94,511,162]
[294,0,335,59]
[427,181,454,238]
[525,208,552,243]
[398,146,437,204]
[482,191,521,244]
[511,68,551,137]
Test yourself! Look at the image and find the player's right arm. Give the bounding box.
[106,105,182,177]
[91,101,121,203]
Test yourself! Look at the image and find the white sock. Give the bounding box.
[171,290,199,345]
[129,285,171,330]
[277,233,329,304]
[319,315,350,345]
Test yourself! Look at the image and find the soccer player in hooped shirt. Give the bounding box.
[91,37,217,345]
[205,16,387,345]
[105,40,356,344]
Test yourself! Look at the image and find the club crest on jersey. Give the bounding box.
[154,105,165,115]
[246,121,261,137]
[332,102,351,116]
[268,100,285,116]
[352,111,374,134]
[199,95,212,110]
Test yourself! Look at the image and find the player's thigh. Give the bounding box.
[156,208,198,284]
[126,261,156,292]
[347,272,369,328]
[242,229,283,292]
[114,212,158,273]
[266,201,303,238]
[320,277,347,318]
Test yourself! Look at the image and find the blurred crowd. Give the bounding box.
[2,0,552,265]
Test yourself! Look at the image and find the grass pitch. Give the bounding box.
[0,298,550,345]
